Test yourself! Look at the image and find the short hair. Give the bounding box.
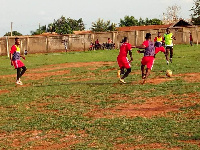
[145,33,151,39]
[15,37,19,41]
[123,37,128,42]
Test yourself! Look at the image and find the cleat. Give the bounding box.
[170,58,172,63]
[166,61,169,65]
[119,78,126,84]
[142,79,146,84]
[117,70,121,78]
[16,80,23,85]
[142,74,146,79]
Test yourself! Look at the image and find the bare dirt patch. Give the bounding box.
[0,89,9,95]
[0,130,86,149]
[115,143,181,150]
[85,93,200,119]
[180,73,200,83]
[31,61,116,72]
[25,70,70,80]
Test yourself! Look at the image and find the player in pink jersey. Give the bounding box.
[137,33,165,84]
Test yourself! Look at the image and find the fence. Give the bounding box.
[0,26,199,56]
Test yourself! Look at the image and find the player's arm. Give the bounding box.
[20,55,25,60]
[128,49,133,62]
[136,44,145,53]
[172,35,176,40]
[10,53,13,66]
[135,44,145,49]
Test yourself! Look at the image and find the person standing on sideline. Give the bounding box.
[137,33,165,84]
[117,37,134,83]
[163,28,176,65]
[10,37,27,85]
[189,32,193,46]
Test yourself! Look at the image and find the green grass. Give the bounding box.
[0,44,200,149]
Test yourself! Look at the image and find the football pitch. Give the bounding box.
[0,45,200,149]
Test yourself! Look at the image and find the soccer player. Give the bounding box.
[163,28,176,64]
[154,31,163,47]
[117,37,134,83]
[10,37,27,85]
[137,33,165,84]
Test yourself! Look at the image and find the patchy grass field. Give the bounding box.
[0,45,199,149]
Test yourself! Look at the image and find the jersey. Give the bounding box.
[118,42,132,57]
[10,45,21,61]
[164,33,173,46]
[154,36,163,47]
[142,40,155,57]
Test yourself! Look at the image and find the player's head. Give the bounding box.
[158,32,161,36]
[166,28,170,33]
[15,37,20,45]
[145,33,151,40]
[123,37,128,43]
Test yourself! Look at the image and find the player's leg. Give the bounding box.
[169,47,173,63]
[121,68,131,80]
[16,68,23,85]
[165,47,170,65]
[20,66,27,78]
[141,65,146,79]
[17,68,21,81]
[120,58,131,83]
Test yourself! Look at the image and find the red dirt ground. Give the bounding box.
[85,93,200,119]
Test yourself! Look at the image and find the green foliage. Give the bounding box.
[119,15,162,27]
[191,0,200,25]
[119,15,138,27]
[91,18,116,32]
[30,16,85,35]
[30,25,47,35]
[4,31,23,36]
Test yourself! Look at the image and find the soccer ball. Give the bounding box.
[166,70,172,77]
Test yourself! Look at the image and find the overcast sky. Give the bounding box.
[0,0,194,37]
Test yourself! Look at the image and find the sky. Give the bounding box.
[0,0,194,37]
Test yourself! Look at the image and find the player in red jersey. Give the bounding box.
[137,33,165,84]
[117,37,135,83]
[10,37,27,85]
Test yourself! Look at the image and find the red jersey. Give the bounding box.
[118,42,132,57]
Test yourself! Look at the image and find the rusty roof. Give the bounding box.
[116,24,172,31]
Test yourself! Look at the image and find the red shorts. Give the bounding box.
[141,56,154,70]
[117,56,131,69]
[155,46,165,54]
[12,60,25,69]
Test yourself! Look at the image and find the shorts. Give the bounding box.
[12,60,25,69]
[155,46,165,55]
[165,46,173,50]
[117,56,131,69]
[141,56,154,70]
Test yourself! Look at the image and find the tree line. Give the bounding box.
[4,1,200,36]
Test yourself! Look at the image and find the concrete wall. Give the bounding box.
[0,26,199,56]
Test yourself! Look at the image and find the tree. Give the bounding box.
[91,18,116,32]
[119,15,138,27]
[162,5,181,24]
[191,0,200,25]
[4,31,22,36]
[30,25,47,35]
[30,16,85,35]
